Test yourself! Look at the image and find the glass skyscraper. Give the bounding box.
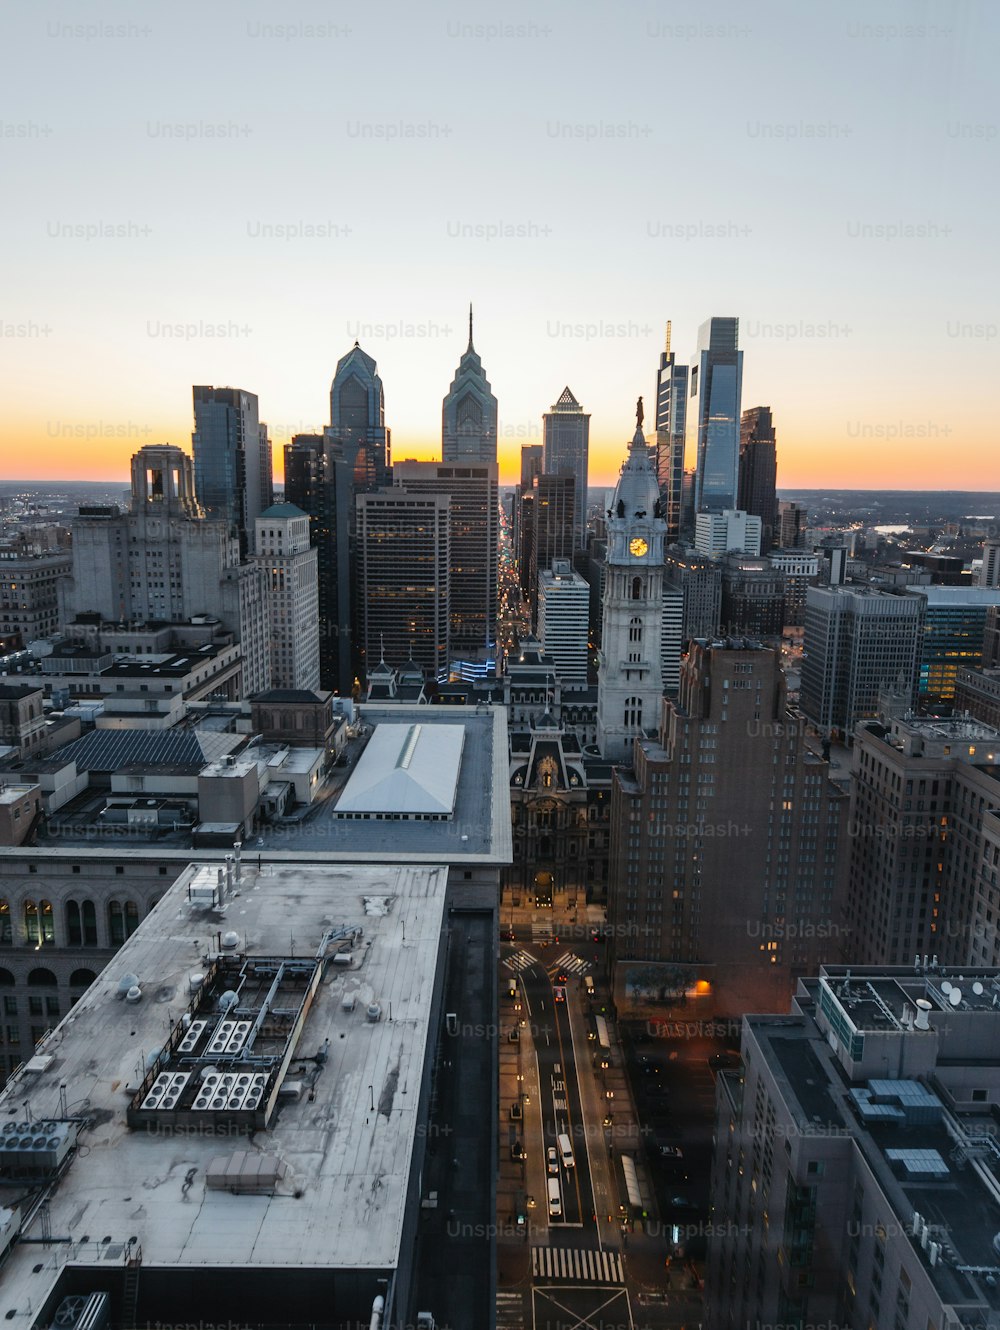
[689,317,743,515]
[654,321,688,544]
[328,342,390,490]
[442,308,498,464]
[542,386,590,552]
[192,385,270,557]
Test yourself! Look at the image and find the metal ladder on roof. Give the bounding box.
[122,1241,142,1328]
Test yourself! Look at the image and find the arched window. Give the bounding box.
[629,617,643,644]
[82,901,97,947]
[27,967,57,987]
[0,968,14,987]
[66,901,82,948]
[23,900,54,947]
[0,900,10,946]
[108,901,140,947]
[624,697,643,730]
[631,577,642,600]
[70,968,97,990]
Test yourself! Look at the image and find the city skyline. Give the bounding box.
[3,0,995,490]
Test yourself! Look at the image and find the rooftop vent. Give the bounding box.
[914,999,932,1030]
[117,973,140,998]
[367,1002,382,1023]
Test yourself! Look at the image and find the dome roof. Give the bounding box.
[610,423,660,521]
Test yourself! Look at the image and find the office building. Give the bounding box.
[520,444,543,488]
[537,559,589,688]
[542,387,590,552]
[738,405,778,549]
[595,408,667,760]
[253,504,320,692]
[62,446,269,695]
[392,460,498,669]
[328,340,390,489]
[442,308,498,464]
[654,320,688,546]
[690,317,743,514]
[800,586,925,737]
[707,962,1000,1330]
[0,550,72,649]
[954,666,1000,728]
[0,682,47,759]
[660,583,684,695]
[985,605,1000,669]
[903,585,1000,706]
[664,547,723,642]
[720,554,786,637]
[979,538,1000,588]
[521,474,576,626]
[778,499,808,549]
[694,508,762,558]
[356,489,450,682]
[769,548,821,626]
[846,711,1000,966]
[608,640,849,1014]
[192,386,270,556]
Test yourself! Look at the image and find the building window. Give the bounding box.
[0,901,10,946]
[108,900,139,946]
[23,900,54,947]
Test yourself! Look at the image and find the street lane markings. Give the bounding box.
[502,950,536,972]
[530,1245,625,1283]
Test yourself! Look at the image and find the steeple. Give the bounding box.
[468,303,474,352]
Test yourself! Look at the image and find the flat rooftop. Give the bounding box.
[0,859,448,1320]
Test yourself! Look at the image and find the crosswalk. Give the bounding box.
[550,950,592,976]
[503,949,535,972]
[531,1244,624,1283]
[495,1289,527,1328]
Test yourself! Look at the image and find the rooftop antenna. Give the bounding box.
[664,320,672,356]
[468,302,474,352]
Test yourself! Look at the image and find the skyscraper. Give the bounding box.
[392,460,498,669]
[694,509,763,558]
[607,641,848,1013]
[800,586,925,736]
[441,307,498,464]
[778,499,807,549]
[738,405,778,549]
[328,342,390,489]
[253,503,320,692]
[192,386,269,557]
[523,473,576,627]
[654,321,688,544]
[542,387,590,551]
[689,317,743,514]
[537,559,589,688]
[356,489,450,681]
[979,538,1000,587]
[283,433,356,695]
[596,405,667,760]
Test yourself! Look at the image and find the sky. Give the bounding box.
[1,0,996,490]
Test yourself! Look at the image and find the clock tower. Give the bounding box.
[596,401,667,760]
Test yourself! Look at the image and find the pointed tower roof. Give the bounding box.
[610,402,661,520]
[336,341,379,378]
[552,386,582,411]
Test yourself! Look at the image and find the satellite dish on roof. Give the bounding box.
[974,981,984,995]
[949,987,962,1007]
[940,981,952,994]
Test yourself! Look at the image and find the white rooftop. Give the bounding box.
[335,722,465,817]
[0,859,448,1319]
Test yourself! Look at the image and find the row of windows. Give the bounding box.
[0,899,142,947]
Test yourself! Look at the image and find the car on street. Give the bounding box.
[553,985,566,1003]
[659,1145,684,1158]
[669,1193,695,1209]
[546,1147,559,1176]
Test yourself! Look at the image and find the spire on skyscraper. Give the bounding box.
[468,303,474,352]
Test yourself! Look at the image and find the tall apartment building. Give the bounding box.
[513,443,544,556]
[769,549,820,626]
[356,489,450,682]
[778,499,807,550]
[846,712,1000,967]
[537,559,589,688]
[522,474,576,626]
[442,308,498,464]
[664,547,723,642]
[690,316,743,514]
[63,446,269,695]
[542,387,590,552]
[0,550,72,648]
[707,962,1000,1330]
[253,504,320,692]
[392,460,498,668]
[738,405,778,550]
[654,320,688,545]
[801,586,925,737]
[608,641,848,1014]
[720,555,787,637]
[979,538,1000,588]
[192,386,271,556]
[695,508,762,558]
[660,583,684,696]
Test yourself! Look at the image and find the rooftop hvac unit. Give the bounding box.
[367,1002,382,1023]
[50,1292,110,1330]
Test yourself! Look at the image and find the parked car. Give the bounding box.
[547,1147,559,1176]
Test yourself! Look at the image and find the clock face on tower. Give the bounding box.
[629,537,648,557]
